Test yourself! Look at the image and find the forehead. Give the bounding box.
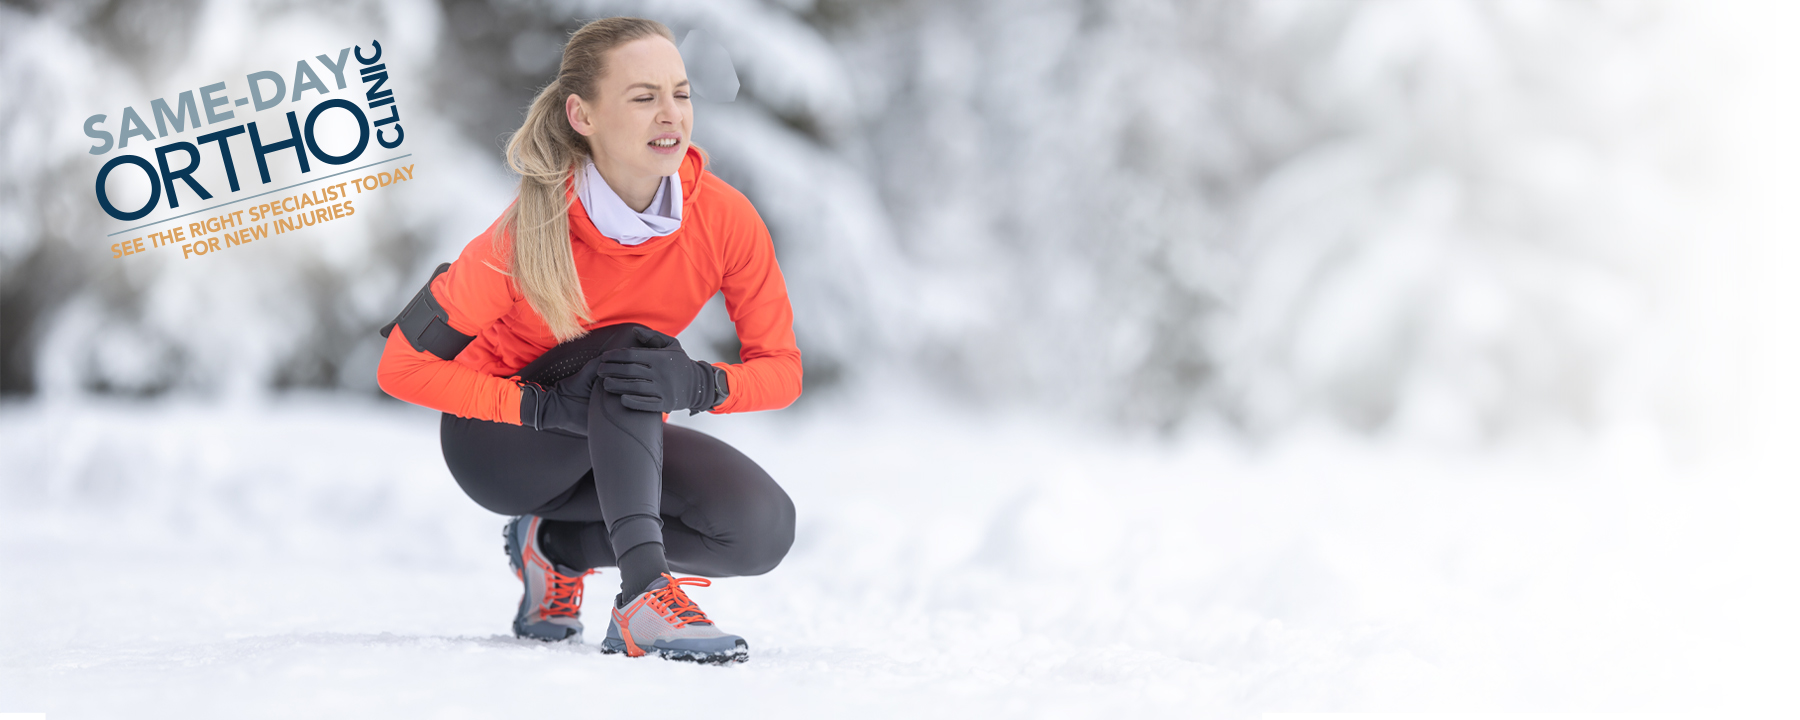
[601,37,687,91]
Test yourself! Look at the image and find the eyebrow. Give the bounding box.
[625,80,691,91]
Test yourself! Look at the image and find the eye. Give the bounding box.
[634,96,654,103]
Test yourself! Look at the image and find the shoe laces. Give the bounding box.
[648,573,713,628]
[516,521,595,619]
[540,565,596,618]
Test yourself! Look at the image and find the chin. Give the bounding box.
[649,150,685,174]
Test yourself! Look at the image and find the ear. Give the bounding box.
[566,94,594,137]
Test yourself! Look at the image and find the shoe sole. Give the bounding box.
[599,637,749,664]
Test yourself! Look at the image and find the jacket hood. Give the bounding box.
[566,146,707,256]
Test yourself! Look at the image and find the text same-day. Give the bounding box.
[89,41,403,222]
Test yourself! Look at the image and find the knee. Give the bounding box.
[583,322,653,347]
[583,322,682,354]
[469,495,539,518]
[447,468,543,516]
[534,324,656,368]
[728,491,796,576]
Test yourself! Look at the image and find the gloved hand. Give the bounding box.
[597,328,725,414]
[517,356,605,434]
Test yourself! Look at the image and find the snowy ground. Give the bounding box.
[1,396,1794,718]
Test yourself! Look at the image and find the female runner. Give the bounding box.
[376,16,800,664]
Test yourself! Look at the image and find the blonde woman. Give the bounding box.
[376,17,800,664]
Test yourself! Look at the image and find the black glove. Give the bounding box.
[598,329,725,414]
[517,356,605,433]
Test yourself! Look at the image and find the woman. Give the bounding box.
[376,17,800,665]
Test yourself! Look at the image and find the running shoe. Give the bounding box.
[601,574,749,663]
[502,515,596,642]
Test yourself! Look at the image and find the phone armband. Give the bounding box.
[380,263,475,360]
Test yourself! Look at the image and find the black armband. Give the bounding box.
[380,262,475,360]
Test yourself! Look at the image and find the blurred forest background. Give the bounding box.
[3,0,1796,453]
[8,3,1800,712]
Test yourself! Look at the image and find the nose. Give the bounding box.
[655,94,681,124]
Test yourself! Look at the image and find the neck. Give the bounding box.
[589,153,660,213]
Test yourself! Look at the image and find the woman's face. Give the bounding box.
[567,36,692,184]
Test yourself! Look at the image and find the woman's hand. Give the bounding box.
[516,357,605,434]
[598,328,724,414]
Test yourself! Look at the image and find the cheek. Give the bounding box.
[597,108,639,139]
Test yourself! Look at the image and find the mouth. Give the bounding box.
[648,135,682,154]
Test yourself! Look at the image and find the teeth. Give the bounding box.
[650,138,678,147]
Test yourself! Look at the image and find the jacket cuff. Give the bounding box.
[502,381,527,425]
[708,362,739,414]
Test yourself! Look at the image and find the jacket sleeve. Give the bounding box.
[710,196,803,414]
[375,221,527,424]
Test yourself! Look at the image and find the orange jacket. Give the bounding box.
[376,147,802,423]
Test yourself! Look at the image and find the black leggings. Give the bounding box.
[439,324,795,578]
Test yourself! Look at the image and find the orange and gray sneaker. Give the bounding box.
[502,515,596,642]
[601,573,749,663]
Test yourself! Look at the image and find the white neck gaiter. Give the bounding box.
[575,159,683,246]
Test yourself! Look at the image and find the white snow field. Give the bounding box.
[1,397,1794,718]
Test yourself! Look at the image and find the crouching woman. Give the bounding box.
[377,17,799,664]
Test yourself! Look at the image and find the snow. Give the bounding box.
[3,397,1794,717]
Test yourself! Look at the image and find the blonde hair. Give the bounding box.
[501,17,677,341]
